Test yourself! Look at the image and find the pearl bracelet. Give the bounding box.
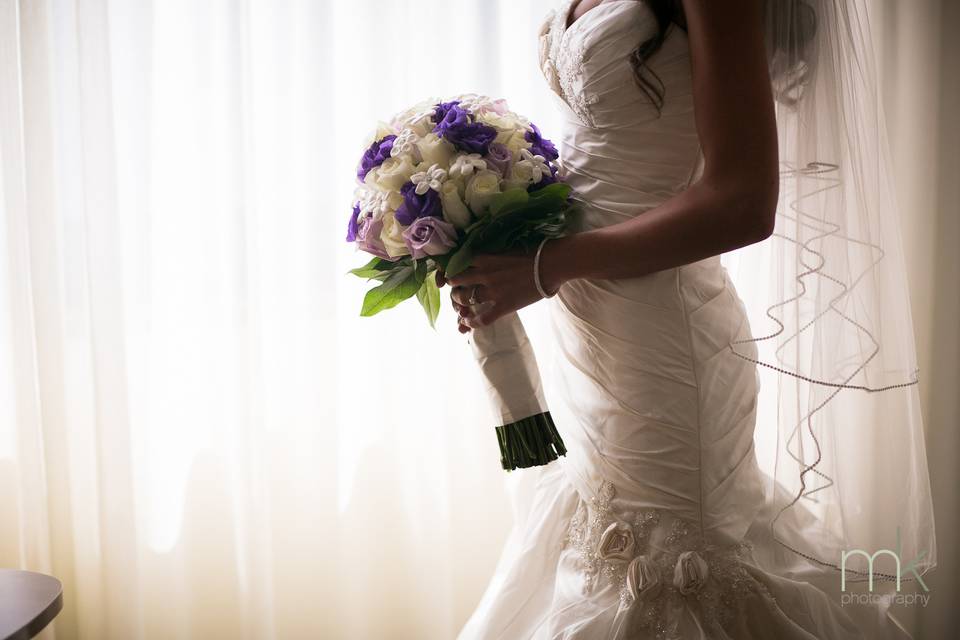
[534,237,557,299]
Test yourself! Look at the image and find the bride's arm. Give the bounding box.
[448,0,777,330]
[542,0,779,286]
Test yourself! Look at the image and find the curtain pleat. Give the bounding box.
[1,1,566,638]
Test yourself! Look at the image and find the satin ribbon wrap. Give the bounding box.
[468,310,566,471]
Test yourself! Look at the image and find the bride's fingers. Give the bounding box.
[450,285,484,306]
[435,269,446,288]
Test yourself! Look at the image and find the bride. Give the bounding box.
[443,0,935,638]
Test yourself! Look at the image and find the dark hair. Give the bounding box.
[628,0,687,113]
[629,0,819,111]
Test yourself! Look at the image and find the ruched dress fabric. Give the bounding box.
[457,2,913,639]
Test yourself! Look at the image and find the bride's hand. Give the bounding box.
[439,253,550,333]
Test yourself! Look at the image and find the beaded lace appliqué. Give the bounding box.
[563,479,779,639]
[538,1,600,127]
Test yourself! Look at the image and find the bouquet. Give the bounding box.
[346,93,573,471]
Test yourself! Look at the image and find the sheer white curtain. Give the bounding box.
[0,1,565,638]
[4,0,956,638]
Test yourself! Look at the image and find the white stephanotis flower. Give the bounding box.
[449,153,487,179]
[410,163,448,195]
[455,93,497,115]
[517,148,550,182]
[504,148,550,190]
[355,186,402,220]
[402,105,438,136]
[391,128,421,159]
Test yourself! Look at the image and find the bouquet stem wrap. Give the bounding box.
[468,311,566,471]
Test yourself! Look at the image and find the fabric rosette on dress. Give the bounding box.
[346,94,577,470]
[562,481,797,640]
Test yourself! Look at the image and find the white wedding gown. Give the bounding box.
[457,3,914,639]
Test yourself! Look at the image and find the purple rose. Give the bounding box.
[484,143,512,176]
[395,180,442,225]
[525,123,559,161]
[443,121,498,155]
[346,204,361,242]
[402,216,458,259]
[432,100,462,125]
[433,104,472,138]
[357,135,397,181]
[356,213,393,260]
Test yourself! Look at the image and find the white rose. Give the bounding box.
[477,110,523,131]
[626,555,662,604]
[379,211,409,258]
[455,93,498,115]
[464,170,502,215]
[597,521,636,563]
[504,161,536,191]
[362,120,396,147]
[496,127,532,155]
[672,550,709,596]
[417,133,455,168]
[391,100,437,136]
[440,181,473,229]
[356,186,403,221]
[374,155,416,192]
[445,170,468,196]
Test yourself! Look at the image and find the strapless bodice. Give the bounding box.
[538,0,703,231]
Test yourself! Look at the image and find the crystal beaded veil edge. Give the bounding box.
[723,0,936,583]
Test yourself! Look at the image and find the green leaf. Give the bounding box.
[359,265,420,316]
[489,188,529,217]
[416,272,442,328]
[529,182,571,201]
[413,258,428,285]
[348,256,392,279]
[445,234,476,278]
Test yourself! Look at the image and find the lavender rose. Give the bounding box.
[673,550,710,595]
[395,180,442,225]
[346,204,361,242]
[402,216,458,259]
[597,521,636,562]
[626,555,663,604]
[525,123,559,161]
[357,135,397,181]
[356,213,392,260]
[484,143,513,176]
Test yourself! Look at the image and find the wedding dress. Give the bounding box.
[456,2,921,638]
